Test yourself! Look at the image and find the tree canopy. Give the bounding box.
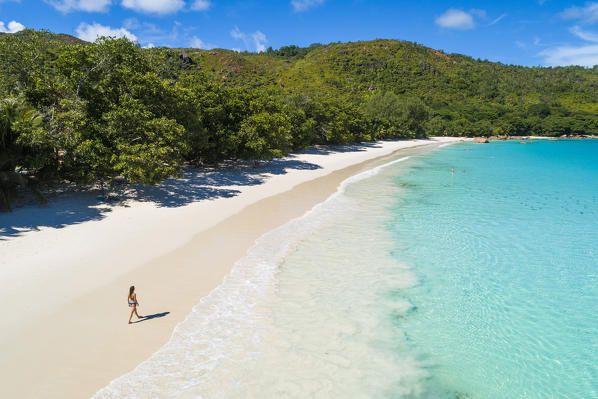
[1,31,597,210]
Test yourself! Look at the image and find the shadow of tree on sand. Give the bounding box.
[299,141,383,156]
[0,191,112,240]
[0,157,322,239]
[125,158,321,208]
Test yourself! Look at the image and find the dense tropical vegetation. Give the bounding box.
[1,30,598,210]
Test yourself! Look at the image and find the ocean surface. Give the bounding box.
[94,139,598,399]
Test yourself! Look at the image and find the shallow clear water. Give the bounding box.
[94,140,598,399]
[390,140,598,398]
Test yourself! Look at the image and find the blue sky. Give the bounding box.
[1,0,598,67]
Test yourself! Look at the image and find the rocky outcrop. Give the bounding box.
[178,52,193,69]
[473,137,489,143]
[179,52,190,63]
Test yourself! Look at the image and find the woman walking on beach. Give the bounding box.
[128,286,143,324]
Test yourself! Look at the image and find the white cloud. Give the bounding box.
[436,8,507,29]
[540,44,598,66]
[562,3,598,24]
[0,20,25,33]
[435,9,476,30]
[515,40,526,49]
[190,36,206,48]
[469,9,486,19]
[230,26,267,52]
[191,0,210,11]
[143,43,155,48]
[123,17,139,30]
[570,25,598,43]
[231,25,245,40]
[291,0,324,12]
[75,22,137,42]
[489,13,507,26]
[123,18,163,36]
[45,0,111,13]
[189,36,215,49]
[539,15,598,66]
[252,31,267,52]
[121,0,184,15]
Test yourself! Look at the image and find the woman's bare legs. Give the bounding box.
[128,306,143,324]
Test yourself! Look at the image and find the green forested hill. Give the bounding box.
[190,39,598,103]
[1,31,597,209]
[186,39,598,135]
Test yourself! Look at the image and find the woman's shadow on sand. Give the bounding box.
[131,311,170,324]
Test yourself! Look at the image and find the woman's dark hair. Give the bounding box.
[129,286,135,297]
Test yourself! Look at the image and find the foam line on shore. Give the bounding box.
[0,137,465,399]
[92,154,416,398]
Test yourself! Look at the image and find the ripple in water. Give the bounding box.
[390,140,598,398]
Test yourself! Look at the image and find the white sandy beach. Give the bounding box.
[0,137,463,399]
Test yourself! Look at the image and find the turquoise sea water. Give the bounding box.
[390,140,598,398]
[95,140,598,399]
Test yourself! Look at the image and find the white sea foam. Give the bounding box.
[93,155,427,399]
